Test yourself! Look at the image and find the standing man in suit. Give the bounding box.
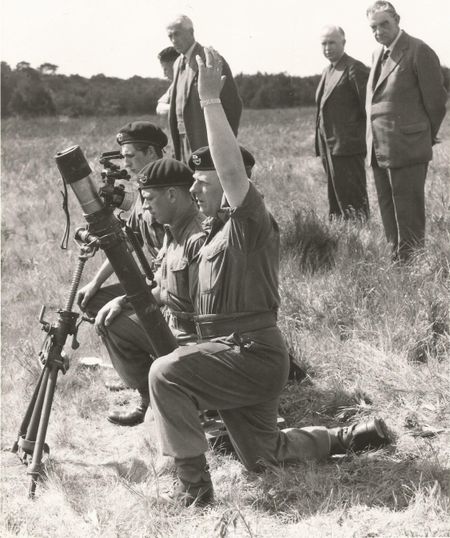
[316,25,370,220]
[166,14,242,163]
[365,1,447,261]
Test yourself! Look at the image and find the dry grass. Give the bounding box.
[1,109,449,537]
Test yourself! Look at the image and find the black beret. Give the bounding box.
[188,146,255,171]
[137,158,194,189]
[116,121,168,149]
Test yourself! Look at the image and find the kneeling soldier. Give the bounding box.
[77,122,167,422]
[149,47,390,507]
[91,159,205,425]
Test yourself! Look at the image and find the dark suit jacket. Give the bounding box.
[169,42,243,160]
[366,31,447,168]
[315,53,369,157]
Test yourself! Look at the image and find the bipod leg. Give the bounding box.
[16,366,51,466]
[12,366,47,455]
[27,363,59,498]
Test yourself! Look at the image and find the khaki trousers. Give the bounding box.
[85,284,154,391]
[149,329,331,471]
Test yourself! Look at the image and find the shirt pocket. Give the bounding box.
[167,257,189,301]
[199,239,227,293]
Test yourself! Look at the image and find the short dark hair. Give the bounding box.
[158,46,180,63]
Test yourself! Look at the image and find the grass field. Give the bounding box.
[1,108,449,537]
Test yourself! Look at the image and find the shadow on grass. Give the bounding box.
[254,382,450,518]
[279,381,377,428]
[247,454,449,518]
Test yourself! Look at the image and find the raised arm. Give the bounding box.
[196,47,249,208]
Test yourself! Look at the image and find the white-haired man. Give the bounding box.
[166,14,242,163]
[316,25,369,220]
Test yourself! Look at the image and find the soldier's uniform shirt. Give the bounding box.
[86,204,205,388]
[154,205,205,339]
[149,182,331,470]
[127,195,165,259]
[197,183,279,314]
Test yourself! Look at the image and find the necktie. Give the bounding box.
[180,56,187,72]
[373,49,390,87]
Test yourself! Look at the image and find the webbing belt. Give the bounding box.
[194,311,277,339]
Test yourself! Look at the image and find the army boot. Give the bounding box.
[172,454,214,507]
[329,416,390,455]
[107,387,149,426]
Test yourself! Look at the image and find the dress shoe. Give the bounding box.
[330,417,389,455]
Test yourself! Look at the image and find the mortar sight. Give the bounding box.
[55,145,134,212]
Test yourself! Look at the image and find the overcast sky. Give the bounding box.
[2,0,449,78]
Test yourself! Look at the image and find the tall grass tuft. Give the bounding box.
[281,210,338,272]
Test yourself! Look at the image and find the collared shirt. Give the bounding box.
[384,29,403,55]
[330,52,345,70]
[127,195,165,260]
[183,42,196,64]
[154,204,206,338]
[196,182,280,317]
[321,53,345,103]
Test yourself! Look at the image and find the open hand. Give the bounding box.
[196,47,226,101]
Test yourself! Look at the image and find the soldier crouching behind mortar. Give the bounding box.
[77,133,205,425]
[148,47,391,507]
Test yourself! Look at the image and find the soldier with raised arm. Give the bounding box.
[149,47,390,507]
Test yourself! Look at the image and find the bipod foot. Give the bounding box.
[26,447,51,499]
[28,471,40,499]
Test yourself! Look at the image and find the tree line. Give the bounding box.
[2,61,449,117]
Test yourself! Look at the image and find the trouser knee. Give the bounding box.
[149,355,177,398]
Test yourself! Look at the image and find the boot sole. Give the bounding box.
[107,416,145,426]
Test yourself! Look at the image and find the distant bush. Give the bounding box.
[2,62,55,117]
[235,72,321,108]
[2,61,448,118]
